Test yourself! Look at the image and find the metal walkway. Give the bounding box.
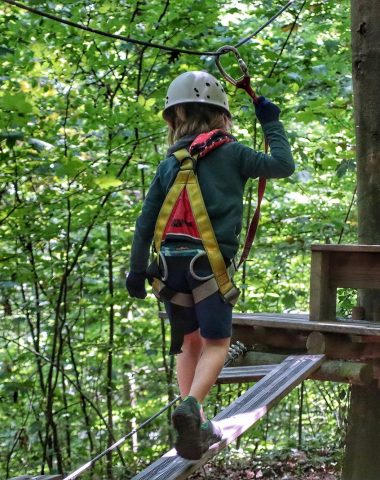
[8,476,62,480]
[132,354,324,480]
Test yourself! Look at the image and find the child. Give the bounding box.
[126,70,294,460]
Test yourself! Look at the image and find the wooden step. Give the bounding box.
[131,355,324,480]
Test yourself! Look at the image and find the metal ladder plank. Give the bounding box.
[7,476,62,480]
[217,365,275,383]
[131,355,324,480]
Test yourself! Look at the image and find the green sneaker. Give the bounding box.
[172,396,202,460]
[201,420,223,450]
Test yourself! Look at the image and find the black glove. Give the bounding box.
[126,271,147,299]
[254,96,281,124]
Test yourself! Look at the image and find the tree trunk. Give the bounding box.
[342,2,380,478]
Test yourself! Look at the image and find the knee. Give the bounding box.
[183,329,203,352]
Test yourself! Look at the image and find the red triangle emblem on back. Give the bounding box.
[163,188,201,241]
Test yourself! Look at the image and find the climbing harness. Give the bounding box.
[149,129,241,310]
[60,342,247,480]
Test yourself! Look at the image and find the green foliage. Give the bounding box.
[0,0,355,478]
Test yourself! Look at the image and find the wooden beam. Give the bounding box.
[232,324,307,350]
[311,245,380,253]
[350,334,380,344]
[232,351,374,385]
[307,331,362,359]
[231,312,380,336]
[329,252,380,289]
[307,331,380,360]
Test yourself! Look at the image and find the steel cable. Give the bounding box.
[1,0,298,57]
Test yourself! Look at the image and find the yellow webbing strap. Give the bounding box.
[154,149,193,254]
[153,149,239,302]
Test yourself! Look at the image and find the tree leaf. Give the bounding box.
[94,176,123,188]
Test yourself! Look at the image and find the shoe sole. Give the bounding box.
[200,425,223,451]
[172,403,203,460]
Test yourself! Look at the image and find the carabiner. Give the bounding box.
[215,45,249,86]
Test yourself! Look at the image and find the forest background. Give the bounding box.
[0,0,355,478]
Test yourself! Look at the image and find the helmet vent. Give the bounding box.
[205,82,210,86]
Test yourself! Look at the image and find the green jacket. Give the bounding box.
[129,120,294,273]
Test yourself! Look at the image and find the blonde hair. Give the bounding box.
[164,103,232,145]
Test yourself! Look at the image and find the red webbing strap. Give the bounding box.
[238,175,266,267]
[235,75,259,104]
[235,75,268,267]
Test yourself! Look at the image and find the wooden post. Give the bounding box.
[342,2,380,478]
[310,250,337,321]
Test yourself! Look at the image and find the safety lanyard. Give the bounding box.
[215,45,267,268]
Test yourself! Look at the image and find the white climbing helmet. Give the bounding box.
[163,71,230,118]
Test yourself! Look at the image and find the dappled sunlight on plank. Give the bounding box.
[217,406,268,442]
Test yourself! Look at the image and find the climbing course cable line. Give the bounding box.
[2,0,298,57]
[234,0,300,48]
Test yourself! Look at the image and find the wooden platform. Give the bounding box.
[131,355,324,480]
[232,312,380,337]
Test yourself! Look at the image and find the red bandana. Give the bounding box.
[189,129,236,158]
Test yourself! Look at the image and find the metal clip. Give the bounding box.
[215,45,249,86]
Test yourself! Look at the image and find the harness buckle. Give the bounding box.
[222,285,241,306]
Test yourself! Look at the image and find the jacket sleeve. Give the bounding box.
[129,166,166,273]
[238,120,295,179]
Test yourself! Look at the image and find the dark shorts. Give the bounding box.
[162,255,233,341]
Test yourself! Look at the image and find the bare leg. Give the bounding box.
[188,337,231,404]
[176,329,204,398]
[173,336,229,459]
